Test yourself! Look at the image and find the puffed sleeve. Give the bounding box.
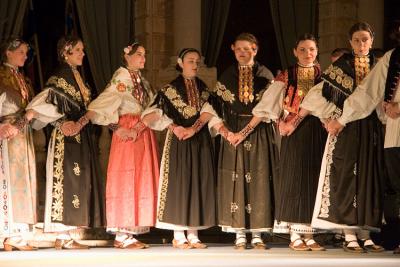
[252,81,285,121]
[141,105,173,131]
[0,92,6,114]
[300,81,337,119]
[26,88,64,129]
[88,68,128,125]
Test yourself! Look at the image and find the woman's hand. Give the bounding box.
[60,121,81,136]
[0,123,19,140]
[115,127,134,142]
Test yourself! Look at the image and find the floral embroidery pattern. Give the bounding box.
[47,76,82,102]
[161,85,198,119]
[72,195,80,208]
[323,65,353,91]
[157,131,173,221]
[51,128,65,221]
[73,162,81,176]
[116,82,127,92]
[318,108,341,218]
[212,82,235,103]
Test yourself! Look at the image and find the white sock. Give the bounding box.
[115,232,129,242]
[236,231,246,244]
[344,230,359,247]
[304,234,316,245]
[187,230,200,243]
[174,230,186,243]
[290,232,303,246]
[358,229,372,245]
[290,232,301,242]
[251,232,262,244]
[56,231,71,240]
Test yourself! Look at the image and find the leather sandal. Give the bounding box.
[3,238,38,251]
[342,241,366,253]
[136,241,150,249]
[172,239,192,249]
[305,239,326,251]
[114,239,145,249]
[188,239,207,249]
[289,239,310,251]
[54,239,89,250]
[362,240,384,253]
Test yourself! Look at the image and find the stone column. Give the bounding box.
[318,0,384,69]
[157,0,217,90]
[318,0,357,69]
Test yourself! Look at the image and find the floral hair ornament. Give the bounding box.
[123,42,139,55]
[6,38,29,51]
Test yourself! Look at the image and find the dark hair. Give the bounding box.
[294,33,318,49]
[175,48,201,72]
[331,47,351,57]
[122,42,142,66]
[389,20,400,45]
[57,36,83,62]
[233,32,259,51]
[0,37,29,63]
[348,22,374,40]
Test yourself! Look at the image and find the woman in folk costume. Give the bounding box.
[326,24,400,254]
[208,33,278,250]
[253,34,327,251]
[87,42,159,249]
[143,48,217,249]
[25,36,105,249]
[289,22,385,253]
[0,38,37,251]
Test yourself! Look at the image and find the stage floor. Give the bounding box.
[0,244,399,267]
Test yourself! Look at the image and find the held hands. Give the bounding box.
[60,121,81,136]
[278,120,295,136]
[172,126,196,140]
[0,123,19,140]
[227,132,244,147]
[383,101,400,119]
[326,119,344,136]
[115,127,137,142]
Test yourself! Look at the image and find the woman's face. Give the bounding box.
[179,51,201,78]
[125,46,146,70]
[6,43,28,67]
[65,41,85,67]
[350,30,373,56]
[293,40,318,66]
[231,40,257,65]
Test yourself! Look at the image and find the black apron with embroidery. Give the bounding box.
[209,62,278,230]
[45,63,105,227]
[316,54,384,228]
[154,75,216,227]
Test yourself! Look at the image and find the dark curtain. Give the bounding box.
[75,0,134,92]
[0,0,28,39]
[269,0,318,69]
[201,0,231,67]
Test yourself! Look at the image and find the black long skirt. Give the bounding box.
[314,111,384,229]
[157,127,216,228]
[218,120,278,231]
[50,124,105,228]
[275,116,327,224]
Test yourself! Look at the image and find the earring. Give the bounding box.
[64,56,69,60]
